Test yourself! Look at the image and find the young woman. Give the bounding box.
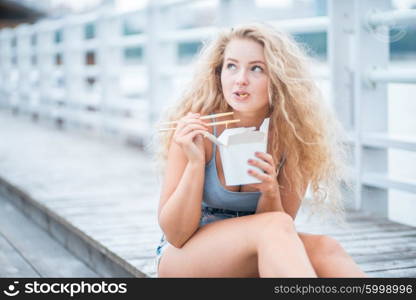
[154,23,366,277]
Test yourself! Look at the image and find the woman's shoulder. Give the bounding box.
[203,121,215,163]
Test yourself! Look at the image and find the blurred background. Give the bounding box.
[0,0,415,278]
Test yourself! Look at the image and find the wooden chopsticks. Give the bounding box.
[159,112,234,126]
[159,111,239,132]
[159,119,240,132]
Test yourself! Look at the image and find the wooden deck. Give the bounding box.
[0,110,415,278]
[296,209,416,277]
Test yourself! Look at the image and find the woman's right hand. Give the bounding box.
[173,112,208,163]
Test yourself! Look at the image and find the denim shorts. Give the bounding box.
[154,206,255,276]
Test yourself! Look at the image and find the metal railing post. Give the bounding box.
[353,0,390,217]
[217,0,256,27]
[37,20,54,120]
[146,0,176,126]
[98,9,122,136]
[328,0,355,209]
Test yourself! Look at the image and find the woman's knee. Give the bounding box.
[256,211,296,238]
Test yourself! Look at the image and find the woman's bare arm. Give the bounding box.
[254,155,308,219]
[158,113,207,248]
[278,165,308,219]
[256,187,284,214]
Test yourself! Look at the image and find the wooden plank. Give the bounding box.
[341,235,416,249]
[57,205,153,217]
[95,233,160,246]
[354,250,416,264]
[304,216,410,228]
[70,215,157,227]
[119,252,156,263]
[100,238,158,251]
[301,226,396,237]
[336,222,413,233]
[84,223,160,233]
[104,238,159,249]
[346,242,416,256]
[43,192,157,207]
[109,244,157,257]
[129,258,157,277]
[102,244,157,257]
[70,219,156,232]
[119,248,157,261]
[360,258,416,272]
[367,267,416,278]
[299,222,414,237]
[0,234,39,277]
[92,228,159,239]
[336,229,416,242]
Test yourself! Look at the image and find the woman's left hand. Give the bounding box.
[247,151,279,196]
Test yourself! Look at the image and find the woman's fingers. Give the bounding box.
[177,129,207,148]
[174,124,208,147]
[179,123,208,137]
[177,116,206,130]
[173,112,209,148]
[177,117,208,133]
[247,151,278,185]
[247,169,272,182]
[187,130,208,141]
[252,152,276,172]
[248,158,274,174]
[255,151,274,165]
[175,116,207,136]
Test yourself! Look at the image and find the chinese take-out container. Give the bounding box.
[203,118,270,186]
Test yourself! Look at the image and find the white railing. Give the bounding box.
[328,0,416,220]
[269,16,329,33]
[367,68,416,84]
[0,0,415,222]
[368,8,416,27]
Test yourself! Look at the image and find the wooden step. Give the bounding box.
[0,196,99,277]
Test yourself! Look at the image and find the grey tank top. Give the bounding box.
[202,123,261,212]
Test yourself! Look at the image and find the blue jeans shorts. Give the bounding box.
[154,206,255,276]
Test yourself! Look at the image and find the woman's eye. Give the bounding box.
[252,65,264,72]
[226,63,237,70]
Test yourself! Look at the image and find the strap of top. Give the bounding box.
[212,118,217,158]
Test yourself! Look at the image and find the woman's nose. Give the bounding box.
[235,69,249,86]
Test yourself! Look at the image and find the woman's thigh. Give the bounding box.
[158,212,288,278]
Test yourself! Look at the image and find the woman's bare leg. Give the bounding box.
[299,233,367,277]
[158,211,316,277]
[256,214,316,277]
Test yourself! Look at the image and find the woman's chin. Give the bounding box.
[229,105,252,113]
[228,100,253,111]
[228,102,263,113]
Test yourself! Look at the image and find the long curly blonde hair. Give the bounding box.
[153,23,351,221]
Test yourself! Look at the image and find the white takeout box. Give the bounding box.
[203,118,270,186]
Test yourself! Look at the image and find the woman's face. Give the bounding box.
[221,38,269,113]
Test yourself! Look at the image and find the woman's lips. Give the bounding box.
[232,92,250,101]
